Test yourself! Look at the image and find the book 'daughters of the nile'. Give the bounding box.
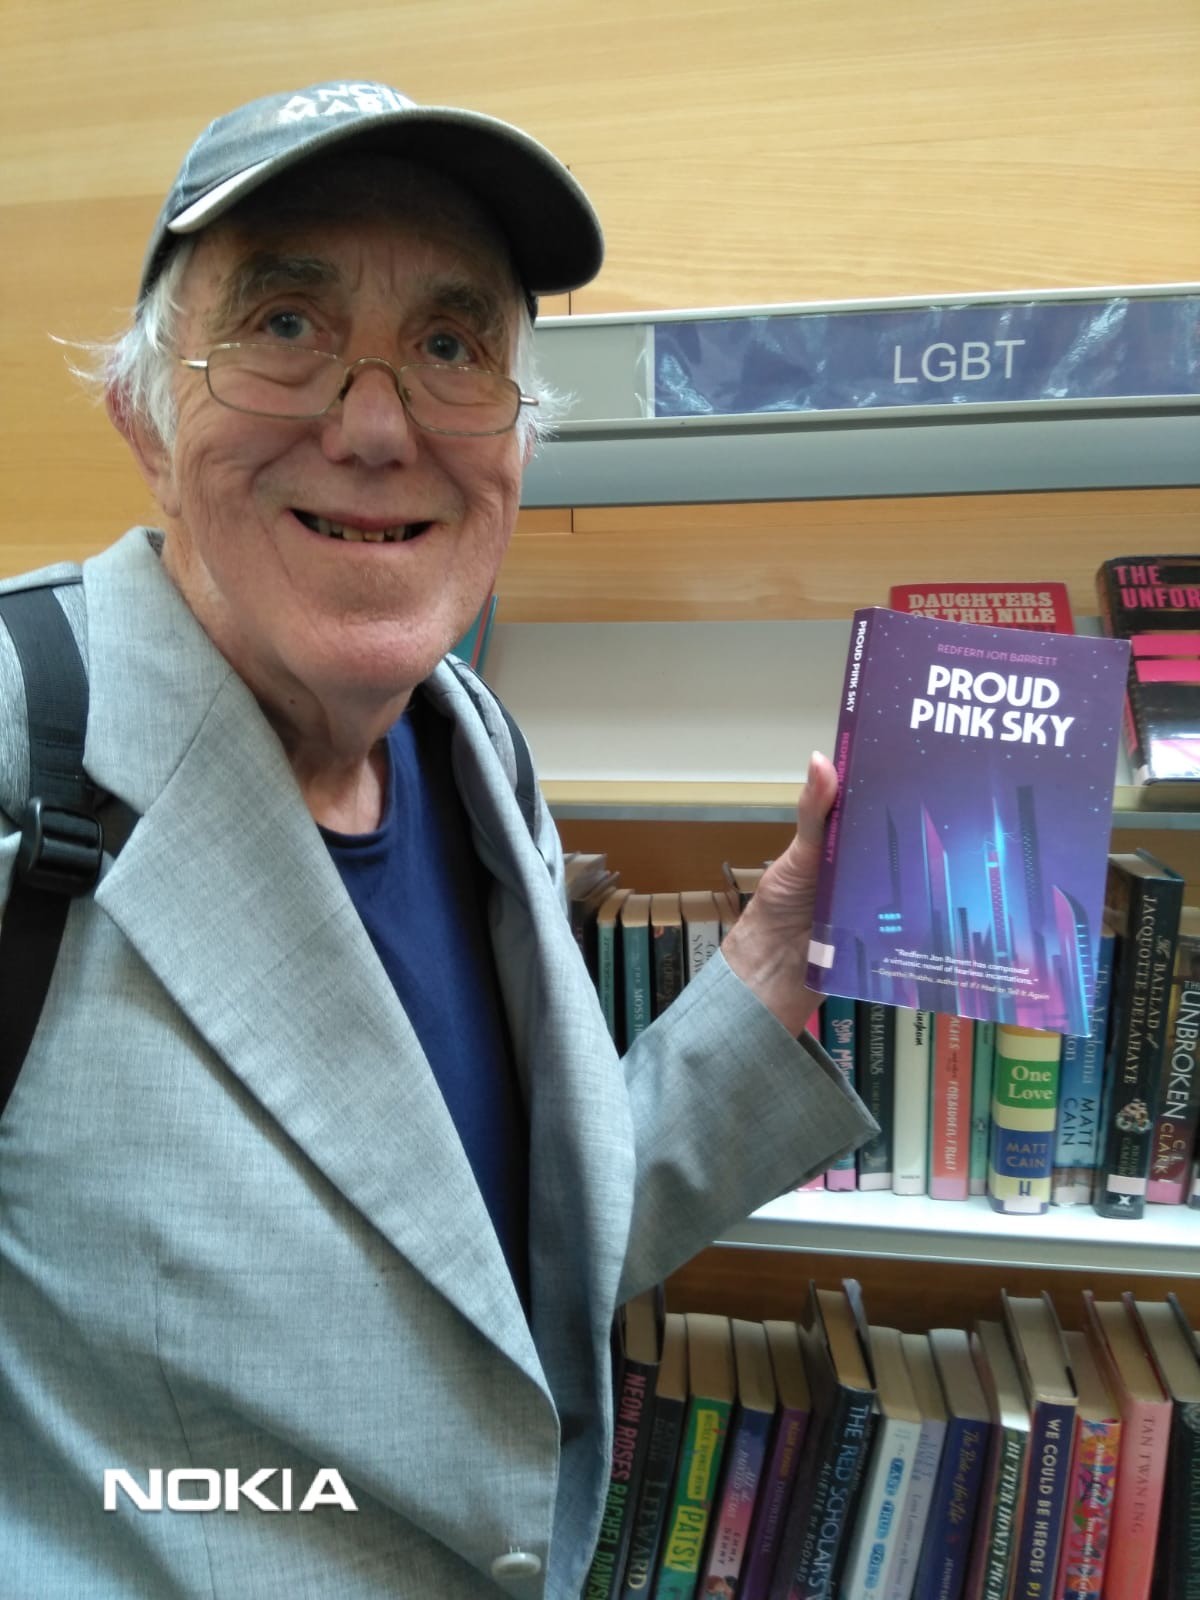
[807,607,1130,1036]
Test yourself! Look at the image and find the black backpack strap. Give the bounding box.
[449,659,539,843]
[0,582,134,1115]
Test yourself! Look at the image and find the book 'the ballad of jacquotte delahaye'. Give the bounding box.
[807,608,1130,1037]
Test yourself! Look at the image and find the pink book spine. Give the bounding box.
[1102,1398,1170,1600]
[928,1014,973,1201]
[1052,1419,1121,1599]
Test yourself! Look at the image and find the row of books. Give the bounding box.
[891,555,1200,792]
[586,1279,1200,1600]
[567,848,1200,1224]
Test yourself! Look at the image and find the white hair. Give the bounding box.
[69,238,568,454]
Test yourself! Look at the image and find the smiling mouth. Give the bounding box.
[294,511,432,543]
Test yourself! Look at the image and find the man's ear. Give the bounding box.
[105,385,181,519]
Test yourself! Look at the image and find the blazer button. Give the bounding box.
[490,1550,542,1580]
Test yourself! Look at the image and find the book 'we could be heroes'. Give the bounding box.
[807,608,1130,1036]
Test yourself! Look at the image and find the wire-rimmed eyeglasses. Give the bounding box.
[177,343,538,436]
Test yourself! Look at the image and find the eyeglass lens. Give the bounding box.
[204,344,520,434]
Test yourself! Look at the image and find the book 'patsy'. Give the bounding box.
[807,607,1130,1035]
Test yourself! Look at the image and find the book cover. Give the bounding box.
[1052,924,1115,1205]
[820,995,859,1191]
[929,1012,974,1201]
[741,1318,813,1600]
[653,1312,734,1600]
[892,1007,933,1196]
[987,1025,1062,1214]
[1001,1293,1078,1600]
[621,1312,689,1600]
[1146,905,1200,1204]
[649,893,686,1021]
[697,1318,777,1598]
[586,1289,662,1600]
[839,1324,924,1600]
[911,1328,992,1600]
[1094,850,1184,1220]
[679,890,722,984]
[856,1001,895,1191]
[807,607,1129,1035]
[1127,1293,1200,1600]
[596,887,633,1052]
[1052,1327,1121,1600]
[884,1332,949,1600]
[888,582,1075,634]
[968,1021,996,1196]
[620,894,654,1048]
[1095,554,1200,786]
[967,1319,1032,1600]
[1080,1292,1171,1600]
[767,1283,877,1600]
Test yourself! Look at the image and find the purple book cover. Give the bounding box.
[808,608,1130,1036]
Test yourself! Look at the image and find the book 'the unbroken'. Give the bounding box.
[807,607,1130,1036]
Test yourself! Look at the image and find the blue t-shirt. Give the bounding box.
[320,694,530,1311]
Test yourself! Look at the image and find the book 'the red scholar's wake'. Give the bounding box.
[807,608,1130,1037]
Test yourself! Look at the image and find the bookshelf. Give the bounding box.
[493,287,1200,1330]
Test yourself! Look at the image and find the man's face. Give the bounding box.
[132,166,526,724]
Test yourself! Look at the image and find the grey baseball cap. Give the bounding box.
[138,80,604,309]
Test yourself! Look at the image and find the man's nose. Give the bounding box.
[322,357,419,468]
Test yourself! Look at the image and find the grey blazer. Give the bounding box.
[0,528,874,1599]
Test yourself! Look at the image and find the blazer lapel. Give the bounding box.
[81,532,540,1379]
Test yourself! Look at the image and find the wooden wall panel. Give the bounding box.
[3,0,1196,579]
[500,489,1200,622]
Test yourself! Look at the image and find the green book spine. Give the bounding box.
[969,1020,996,1194]
[987,1025,1062,1214]
[652,1397,732,1599]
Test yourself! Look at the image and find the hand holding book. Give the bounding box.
[719,750,837,1037]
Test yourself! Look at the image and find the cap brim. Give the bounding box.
[141,104,602,302]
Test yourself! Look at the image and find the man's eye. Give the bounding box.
[423,330,473,365]
[262,310,312,342]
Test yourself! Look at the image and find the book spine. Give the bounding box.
[987,1026,1062,1214]
[652,1396,731,1599]
[839,1418,923,1600]
[584,1356,658,1600]
[1095,872,1183,1220]
[892,1007,933,1195]
[928,1013,973,1201]
[622,922,652,1048]
[651,908,685,1022]
[620,1398,687,1600]
[856,1001,895,1190]
[1053,932,1115,1205]
[1009,1400,1075,1600]
[1155,1401,1200,1600]
[1146,921,1200,1204]
[809,607,877,978]
[597,917,621,1048]
[768,1386,876,1600]
[740,1406,811,1599]
[910,1415,990,1600]
[1052,1417,1121,1600]
[884,1418,948,1600]
[1103,1398,1171,1600]
[697,1406,773,1597]
[968,1021,996,1195]
[978,1424,1028,1600]
[820,995,859,1189]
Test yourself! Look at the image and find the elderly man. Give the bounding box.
[0,82,872,1599]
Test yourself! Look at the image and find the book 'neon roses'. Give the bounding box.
[807,608,1130,1035]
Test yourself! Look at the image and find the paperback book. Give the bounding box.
[808,607,1130,1035]
[888,581,1074,634]
[1096,553,1200,787]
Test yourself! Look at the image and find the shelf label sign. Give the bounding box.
[652,294,1200,417]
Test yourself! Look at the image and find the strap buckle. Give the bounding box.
[15,796,104,896]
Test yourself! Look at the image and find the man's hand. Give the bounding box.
[718,751,837,1036]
